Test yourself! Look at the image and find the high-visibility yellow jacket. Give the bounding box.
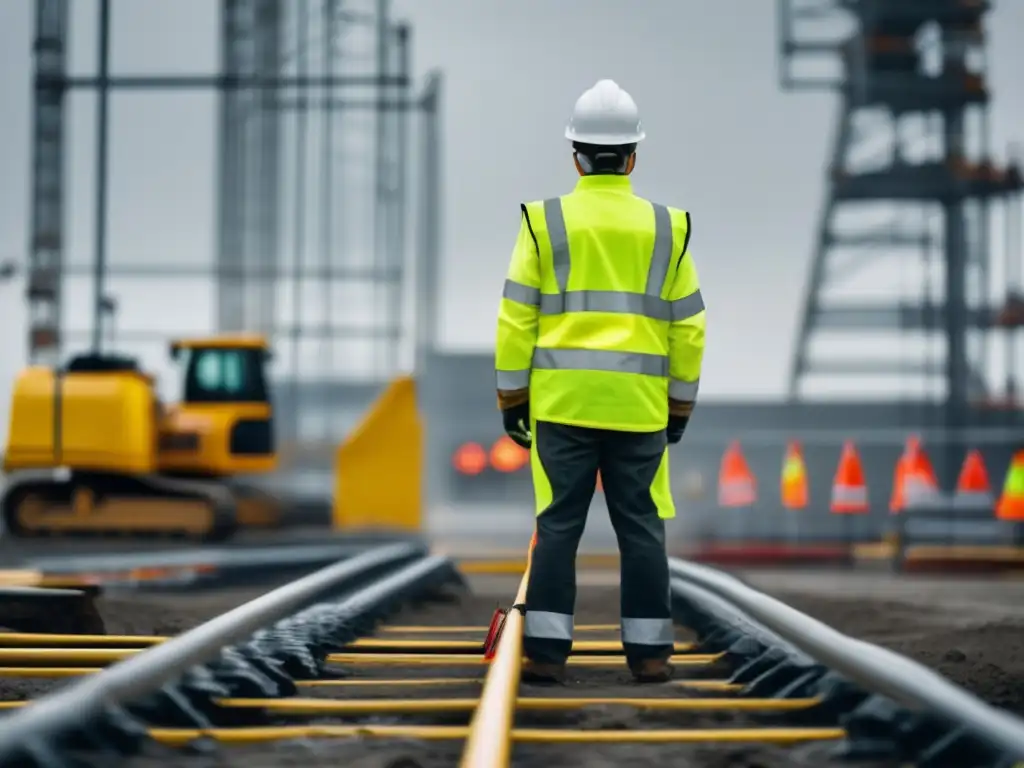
[495,174,705,432]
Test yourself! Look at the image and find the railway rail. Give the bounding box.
[0,539,1021,767]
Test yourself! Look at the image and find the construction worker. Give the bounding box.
[494,80,705,684]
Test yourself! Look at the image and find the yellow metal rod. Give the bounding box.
[147,725,846,746]
[0,648,140,664]
[378,624,620,634]
[0,634,163,647]
[0,667,737,693]
[327,652,719,666]
[457,554,620,575]
[676,680,743,692]
[346,639,692,653]
[0,634,681,657]
[460,537,534,768]
[295,677,483,688]
[0,695,813,716]
[0,667,102,678]
[219,696,821,714]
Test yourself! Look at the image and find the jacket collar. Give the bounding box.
[574,174,633,192]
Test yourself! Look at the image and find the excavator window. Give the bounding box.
[181,346,269,404]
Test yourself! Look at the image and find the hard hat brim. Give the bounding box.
[565,127,646,145]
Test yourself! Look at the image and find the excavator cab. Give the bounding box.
[2,334,281,540]
[159,335,278,477]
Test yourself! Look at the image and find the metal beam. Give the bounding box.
[810,304,995,331]
[44,74,411,89]
[5,263,401,280]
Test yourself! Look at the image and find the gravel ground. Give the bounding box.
[0,584,278,701]
[2,567,1022,766]
[113,580,889,768]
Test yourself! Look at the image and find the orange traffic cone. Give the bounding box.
[996,451,1024,521]
[780,441,808,510]
[719,441,756,508]
[952,449,993,508]
[890,436,940,513]
[831,441,868,514]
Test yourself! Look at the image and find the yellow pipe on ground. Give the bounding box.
[146,725,846,746]
[0,696,821,715]
[0,648,140,664]
[0,668,740,696]
[326,652,719,666]
[0,634,163,647]
[0,635,686,656]
[379,623,620,634]
[457,554,620,575]
[0,667,103,678]
[459,534,534,768]
[218,696,821,714]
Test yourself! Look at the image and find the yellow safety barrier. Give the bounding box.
[333,376,422,532]
[145,724,845,746]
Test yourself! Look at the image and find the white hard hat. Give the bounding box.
[565,79,645,146]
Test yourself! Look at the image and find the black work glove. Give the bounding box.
[667,415,689,445]
[502,401,532,449]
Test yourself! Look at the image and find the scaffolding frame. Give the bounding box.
[13,0,443,444]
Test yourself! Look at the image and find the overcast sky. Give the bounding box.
[1,0,1022,438]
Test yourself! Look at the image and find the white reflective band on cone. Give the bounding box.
[832,485,867,505]
[621,617,674,646]
[524,610,574,640]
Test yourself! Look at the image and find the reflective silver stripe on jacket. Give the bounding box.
[669,378,699,401]
[524,610,574,640]
[496,369,530,389]
[538,197,702,323]
[533,348,669,377]
[503,279,541,306]
[621,617,675,646]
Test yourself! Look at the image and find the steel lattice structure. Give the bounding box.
[15,0,443,448]
[778,0,1023,432]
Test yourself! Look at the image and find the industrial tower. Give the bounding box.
[778,0,1023,428]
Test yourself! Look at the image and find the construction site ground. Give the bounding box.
[0,566,1019,767]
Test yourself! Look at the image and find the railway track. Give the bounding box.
[0,541,1021,767]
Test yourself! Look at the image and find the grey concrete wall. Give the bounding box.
[420,352,1024,543]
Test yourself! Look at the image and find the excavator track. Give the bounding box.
[1,472,238,542]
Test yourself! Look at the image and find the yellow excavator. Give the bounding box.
[1,335,280,541]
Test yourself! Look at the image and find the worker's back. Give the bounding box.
[524,175,692,433]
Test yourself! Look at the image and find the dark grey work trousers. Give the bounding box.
[523,420,673,667]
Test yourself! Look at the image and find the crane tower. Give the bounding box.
[778,0,1023,432]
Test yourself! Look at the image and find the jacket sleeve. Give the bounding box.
[665,219,705,418]
[494,208,541,410]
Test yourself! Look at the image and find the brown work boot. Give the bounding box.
[521,659,566,684]
[630,658,674,684]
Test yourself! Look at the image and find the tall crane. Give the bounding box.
[777,0,1023,439]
